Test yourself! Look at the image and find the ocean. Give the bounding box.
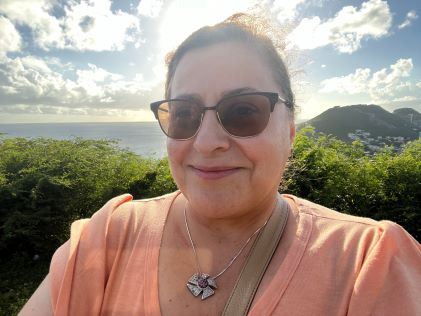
[0,122,168,158]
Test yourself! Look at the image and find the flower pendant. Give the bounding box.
[187,273,217,300]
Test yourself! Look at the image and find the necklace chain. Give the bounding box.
[183,203,271,280]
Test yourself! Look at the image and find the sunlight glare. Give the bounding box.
[159,0,256,55]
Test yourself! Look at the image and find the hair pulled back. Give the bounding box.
[164,13,295,113]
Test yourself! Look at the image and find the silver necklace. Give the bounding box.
[184,204,271,300]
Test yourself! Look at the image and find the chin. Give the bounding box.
[186,183,251,208]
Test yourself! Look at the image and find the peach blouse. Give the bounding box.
[50,191,421,315]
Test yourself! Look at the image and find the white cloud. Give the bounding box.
[0,16,21,58]
[43,56,75,70]
[1,102,146,122]
[321,64,326,68]
[0,55,156,112]
[0,56,79,104]
[398,10,418,29]
[319,58,414,103]
[272,0,305,21]
[76,63,123,97]
[137,0,164,18]
[62,0,140,51]
[369,58,413,96]
[320,68,371,94]
[0,104,139,117]
[287,0,392,53]
[416,82,421,89]
[77,64,122,83]
[0,0,141,52]
[392,96,416,102]
[0,0,65,50]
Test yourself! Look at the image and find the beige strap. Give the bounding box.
[222,195,289,316]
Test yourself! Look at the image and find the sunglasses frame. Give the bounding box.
[150,92,293,140]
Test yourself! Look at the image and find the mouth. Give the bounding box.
[190,165,242,180]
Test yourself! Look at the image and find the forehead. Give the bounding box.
[170,42,280,99]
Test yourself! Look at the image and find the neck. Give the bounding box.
[184,191,278,244]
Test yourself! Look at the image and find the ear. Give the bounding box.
[289,120,296,148]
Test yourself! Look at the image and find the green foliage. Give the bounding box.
[0,137,156,259]
[283,126,420,240]
[0,136,175,315]
[0,256,48,315]
[0,130,419,314]
[128,158,177,198]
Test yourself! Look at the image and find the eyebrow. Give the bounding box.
[173,87,260,101]
[221,87,259,98]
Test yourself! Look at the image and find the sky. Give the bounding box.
[0,0,420,123]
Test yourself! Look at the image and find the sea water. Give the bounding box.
[0,122,167,158]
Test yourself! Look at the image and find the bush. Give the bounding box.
[0,130,419,314]
[0,137,174,315]
[282,126,420,240]
[0,137,157,260]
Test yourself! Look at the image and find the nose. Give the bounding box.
[193,109,230,155]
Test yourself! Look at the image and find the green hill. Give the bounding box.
[394,107,421,119]
[393,108,421,128]
[299,104,419,141]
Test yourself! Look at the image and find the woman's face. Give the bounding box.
[167,41,295,218]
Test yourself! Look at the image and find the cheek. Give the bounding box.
[248,124,292,178]
[270,112,294,159]
[251,139,285,172]
[166,139,188,187]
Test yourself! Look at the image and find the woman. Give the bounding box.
[20,13,420,316]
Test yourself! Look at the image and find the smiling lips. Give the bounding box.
[190,165,242,180]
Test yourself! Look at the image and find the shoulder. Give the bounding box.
[113,190,179,215]
[49,191,181,311]
[288,194,378,226]
[51,191,180,272]
[283,194,420,254]
[106,191,180,235]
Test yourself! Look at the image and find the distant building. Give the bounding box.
[348,133,358,140]
[347,128,409,154]
[367,144,382,151]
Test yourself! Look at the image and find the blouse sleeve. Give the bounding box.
[49,194,133,316]
[348,221,421,315]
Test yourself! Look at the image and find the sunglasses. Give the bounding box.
[150,92,292,140]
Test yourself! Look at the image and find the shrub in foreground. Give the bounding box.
[0,130,419,314]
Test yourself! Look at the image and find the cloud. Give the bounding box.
[287,0,392,53]
[76,63,123,97]
[416,82,421,89]
[0,0,141,52]
[320,68,371,94]
[137,0,164,18]
[0,0,65,50]
[62,0,140,51]
[0,16,21,58]
[398,10,418,29]
[319,58,414,103]
[272,0,305,21]
[0,104,141,118]
[0,55,157,112]
[392,96,416,102]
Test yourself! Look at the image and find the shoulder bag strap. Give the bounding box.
[222,195,290,316]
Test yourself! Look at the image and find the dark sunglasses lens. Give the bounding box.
[218,94,271,137]
[157,100,201,139]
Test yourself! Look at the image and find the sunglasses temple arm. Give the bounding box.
[278,96,293,108]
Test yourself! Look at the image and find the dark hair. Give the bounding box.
[164,13,295,113]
